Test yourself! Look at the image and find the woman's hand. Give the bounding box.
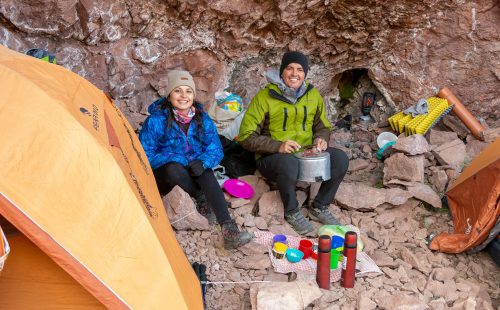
[279,140,301,153]
[188,160,205,177]
[314,138,328,152]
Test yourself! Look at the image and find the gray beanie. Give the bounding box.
[164,70,196,97]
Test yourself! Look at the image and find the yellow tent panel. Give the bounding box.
[0,44,202,309]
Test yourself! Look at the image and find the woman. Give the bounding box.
[139,70,252,249]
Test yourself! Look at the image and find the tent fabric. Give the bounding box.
[0,232,104,309]
[430,138,500,253]
[0,44,202,309]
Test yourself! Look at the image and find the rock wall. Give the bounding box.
[1,0,498,129]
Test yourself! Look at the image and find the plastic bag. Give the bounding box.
[208,101,242,132]
[212,165,229,187]
[220,111,245,141]
[215,91,243,112]
[317,225,364,252]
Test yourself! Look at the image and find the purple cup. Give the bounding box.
[273,234,287,245]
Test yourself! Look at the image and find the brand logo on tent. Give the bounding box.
[80,107,91,116]
[92,104,99,131]
[80,106,100,131]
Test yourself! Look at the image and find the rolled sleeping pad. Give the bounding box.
[437,87,485,140]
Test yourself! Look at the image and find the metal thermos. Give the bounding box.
[340,231,357,288]
[316,235,331,290]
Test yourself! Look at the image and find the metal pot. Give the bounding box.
[294,151,331,182]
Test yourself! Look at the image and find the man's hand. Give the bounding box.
[314,138,328,152]
[278,140,301,153]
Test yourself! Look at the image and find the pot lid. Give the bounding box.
[294,151,330,160]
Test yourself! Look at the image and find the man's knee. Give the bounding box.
[277,154,300,179]
[258,153,299,179]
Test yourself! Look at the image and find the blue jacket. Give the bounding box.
[139,98,223,170]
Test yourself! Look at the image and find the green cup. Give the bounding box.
[333,246,344,262]
[330,249,340,269]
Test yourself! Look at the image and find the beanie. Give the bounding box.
[279,51,309,77]
[164,70,196,97]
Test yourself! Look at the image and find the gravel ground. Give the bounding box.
[175,125,499,309]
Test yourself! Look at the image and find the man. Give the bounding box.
[238,51,349,235]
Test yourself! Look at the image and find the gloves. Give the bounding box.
[188,160,205,177]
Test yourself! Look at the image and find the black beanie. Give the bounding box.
[279,51,309,77]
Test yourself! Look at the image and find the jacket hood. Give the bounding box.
[147,97,167,114]
[266,69,285,87]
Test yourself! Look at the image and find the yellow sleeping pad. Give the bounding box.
[387,97,452,136]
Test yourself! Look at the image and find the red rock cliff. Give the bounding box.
[0,0,498,129]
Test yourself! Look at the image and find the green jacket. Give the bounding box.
[239,82,332,157]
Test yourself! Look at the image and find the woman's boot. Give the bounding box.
[193,192,217,225]
[221,220,253,249]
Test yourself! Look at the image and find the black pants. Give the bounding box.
[256,147,349,214]
[153,162,231,224]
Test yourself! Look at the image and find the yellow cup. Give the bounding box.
[272,242,287,259]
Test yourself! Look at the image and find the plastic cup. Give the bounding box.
[331,236,344,249]
[330,249,340,269]
[273,234,287,245]
[298,239,313,259]
[272,242,287,259]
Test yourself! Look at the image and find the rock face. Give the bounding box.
[1,0,498,130]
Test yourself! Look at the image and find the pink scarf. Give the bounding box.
[173,106,196,124]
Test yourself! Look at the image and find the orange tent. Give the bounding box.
[430,138,500,253]
[0,44,202,309]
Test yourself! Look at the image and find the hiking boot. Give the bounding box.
[284,210,314,235]
[221,220,253,250]
[194,193,217,225]
[309,205,340,225]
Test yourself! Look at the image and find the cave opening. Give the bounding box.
[329,68,394,128]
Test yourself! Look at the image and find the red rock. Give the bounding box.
[348,158,370,172]
[429,129,459,146]
[406,183,442,208]
[432,139,466,169]
[162,185,211,231]
[256,282,322,309]
[465,139,488,162]
[234,254,271,270]
[383,153,425,183]
[1,0,497,133]
[375,292,428,310]
[430,170,448,193]
[393,134,431,155]
[336,182,412,211]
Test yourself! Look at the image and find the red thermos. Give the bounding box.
[341,231,357,288]
[316,235,331,289]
